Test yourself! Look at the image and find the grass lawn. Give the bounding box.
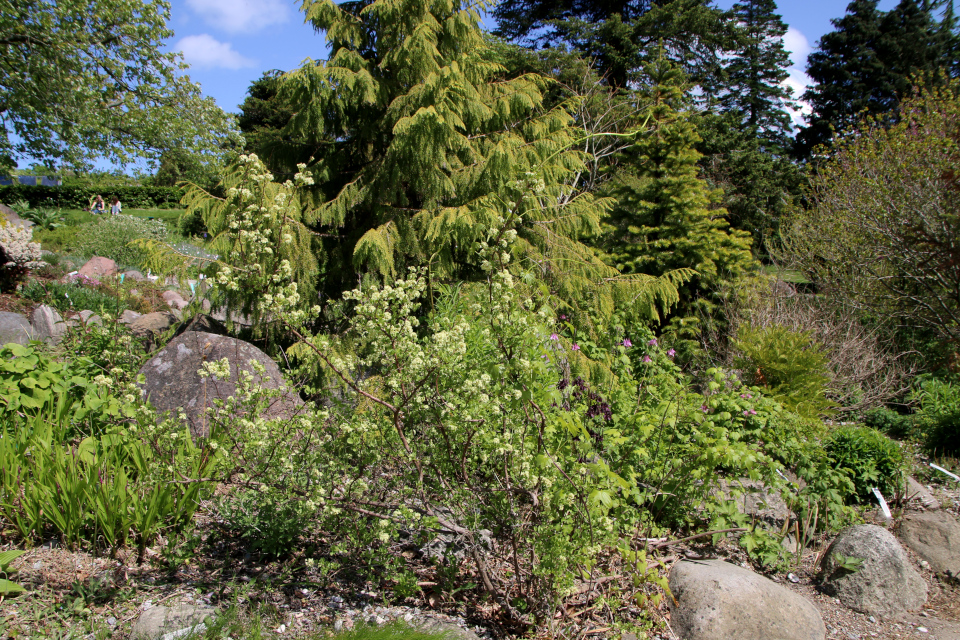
[759,264,811,284]
[59,208,184,225]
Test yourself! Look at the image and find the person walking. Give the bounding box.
[110,196,122,215]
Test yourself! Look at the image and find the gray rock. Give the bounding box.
[78,256,117,280]
[121,270,146,282]
[719,478,792,522]
[899,511,960,578]
[821,524,927,618]
[0,203,32,228]
[129,312,177,338]
[78,310,102,326]
[905,477,940,510]
[161,290,188,311]
[173,314,227,339]
[415,618,482,640]
[0,312,33,345]
[130,603,215,640]
[120,309,143,325]
[138,331,304,439]
[31,305,65,344]
[668,559,825,640]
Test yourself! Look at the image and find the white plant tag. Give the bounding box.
[930,463,960,482]
[872,487,892,519]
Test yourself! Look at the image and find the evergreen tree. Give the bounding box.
[602,54,755,321]
[260,0,683,317]
[718,0,794,151]
[695,111,802,254]
[493,0,735,92]
[796,0,958,157]
[236,70,297,176]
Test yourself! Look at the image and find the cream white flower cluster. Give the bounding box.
[0,221,42,267]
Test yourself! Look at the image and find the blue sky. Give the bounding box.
[168,0,900,120]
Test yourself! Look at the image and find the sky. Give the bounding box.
[167,0,902,121]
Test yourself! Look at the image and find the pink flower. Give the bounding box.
[622,338,632,347]
[642,355,652,363]
[571,343,580,351]
[743,409,757,416]
[701,404,709,413]
[647,338,658,346]
[740,393,753,399]
[550,333,559,341]
[666,349,676,358]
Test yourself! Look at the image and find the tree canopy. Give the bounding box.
[0,0,237,171]
[796,0,959,157]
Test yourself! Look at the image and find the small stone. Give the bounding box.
[788,573,800,583]
[107,617,117,626]
[404,613,414,622]
[917,627,929,633]
[78,310,103,326]
[78,256,117,280]
[869,617,877,623]
[276,624,286,633]
[334,621,344,632]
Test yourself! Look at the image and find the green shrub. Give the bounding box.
[913,376,960,454]
[30,224,81,253]
[733,325,835,418]
[825,426,905,501]
[215,488,313,558]
[863,406,914,439]
[74,214,171,267]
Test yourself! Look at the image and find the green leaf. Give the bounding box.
[0,578,25,595]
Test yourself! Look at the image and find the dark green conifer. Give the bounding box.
[796,0,959,157]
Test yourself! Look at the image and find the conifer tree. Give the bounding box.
[262,0,684,317]
[603,54,755,320]
[796,0,959,157]
[718,0,794,152]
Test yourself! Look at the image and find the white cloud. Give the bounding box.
[186,0,291,34]
[781,69,813,129]
[783,26,812,69]
[175,34,256,70]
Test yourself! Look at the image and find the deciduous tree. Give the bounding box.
[0,0,237,170]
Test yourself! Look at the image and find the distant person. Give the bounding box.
[90,195,104,214]
[110,196,122,215]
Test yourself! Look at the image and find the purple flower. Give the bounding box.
[647,338,658,346]
[550,333,559,341]
[571,343,580,351]
[743,409,757,416]
[559,314,567,320]
[666,349,676,358]
[622,338,632,347]
[642,355,652,363]
[740,393,753,399]
[701,404,709,413]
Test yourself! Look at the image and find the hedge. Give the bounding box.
[0,185,186,210]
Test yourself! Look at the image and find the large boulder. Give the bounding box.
[668,559,825,640]
[77,256,117,280]
[899,511,960,578]
[820,524,927,618]
[0,312,32,345]
[138,331,304,439]
[31,305,65,344]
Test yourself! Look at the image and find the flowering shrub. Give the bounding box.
[0,219,42,292]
